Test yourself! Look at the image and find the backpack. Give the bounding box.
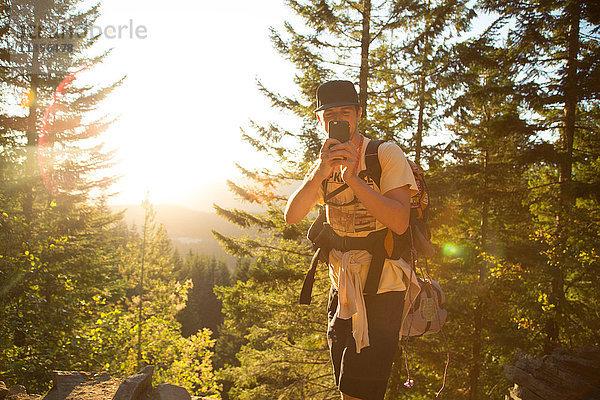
[363,140,435,260]
[364,140,449,395]
[402,277,447,337]
[362,140,445,337]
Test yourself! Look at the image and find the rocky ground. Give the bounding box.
[1,366,213,400]
[0,382,43,400]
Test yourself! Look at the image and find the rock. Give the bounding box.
[0,382,8,400]
[42,372,90,400]
[147,384,191,400]
[112,365,154,400]
[60,374,121,400]
[42,371,121,400]
[5,385,32,400]
[40,366,199,400]
[505,347,600,400]
[8,386,26,396]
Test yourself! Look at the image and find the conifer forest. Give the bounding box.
[1,0,599,399]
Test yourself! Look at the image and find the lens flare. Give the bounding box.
[442,243,463,257]
[38,65,89,195]
[20,89,35,108]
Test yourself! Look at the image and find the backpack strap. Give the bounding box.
[322,170,370,205]
[365,139,383,188]
[363,139,387,294]
[300,207,331,305]
[299,248,323,305]
[322,138,383,202]
[300,222,404,303]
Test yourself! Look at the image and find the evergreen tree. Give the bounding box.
[481,0,600,350]
[0,0,123,391]
[372,0,474,163]
[84,201,220,397]
[213,0,599,398]
[213,1,475,398]
[214,233,335,399]
[213,0,469,398]
[432,35,540,398]
[178,253,231,339]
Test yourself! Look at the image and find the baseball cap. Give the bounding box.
[315,80,360,112]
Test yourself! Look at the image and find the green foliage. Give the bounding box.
[215,241,336,399]
[0,0,125,391]
[214,1,600,400]
[81,202,221,397]
[0,0,222,390]
[85,290,219,396]
[178,253,232,339]
[0,201,125,392]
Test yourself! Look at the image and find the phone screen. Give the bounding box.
[328,120,350,143]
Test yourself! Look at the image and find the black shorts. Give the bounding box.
[327,287,405,400]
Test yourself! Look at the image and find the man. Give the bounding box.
[285,80,421,400]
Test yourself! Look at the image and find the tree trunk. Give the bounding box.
[471,148,490,400]
[469,101,490,399]
[469,299,482,400]
[561,0,580,186]
[22,10,42,224]
[548,0,581,350]
[358,0,371,117]
[414,37,429,165]
[415,72,425,166]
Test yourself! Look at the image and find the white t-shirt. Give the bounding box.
[321,138,418,237]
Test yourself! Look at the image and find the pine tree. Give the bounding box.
[213,197,335,398]
[212,0,600,398]
[434,35,540,398]
[418,3,600,397]
[212,0,474,398]
[481,0,600,350]
[84,201,220,397]
[0,0,124,391]
[178,253,231,339]
[371,0,474,163]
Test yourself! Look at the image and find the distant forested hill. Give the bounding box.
[110,204,242,268]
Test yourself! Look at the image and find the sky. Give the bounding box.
[87,0,298,211]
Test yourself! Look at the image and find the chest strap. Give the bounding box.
[299,218,409,305]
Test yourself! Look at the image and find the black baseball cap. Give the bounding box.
[315,80,360,112]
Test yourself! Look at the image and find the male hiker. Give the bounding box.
[285,80,421,400]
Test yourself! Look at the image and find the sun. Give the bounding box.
[105,117,239,207]
[88,0,297,210]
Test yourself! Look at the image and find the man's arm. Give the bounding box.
[284,166,325,224]
[285,139,341,224]
[286,138,411,233]
[335,141,411,235]
[346,177,411,235]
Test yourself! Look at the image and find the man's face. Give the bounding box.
[317,105,362,140]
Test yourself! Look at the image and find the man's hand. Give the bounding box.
[318,139,359,183]
[284,138,344,224]
[314,138,341,180]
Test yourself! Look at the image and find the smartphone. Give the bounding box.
[328,120,350,143]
